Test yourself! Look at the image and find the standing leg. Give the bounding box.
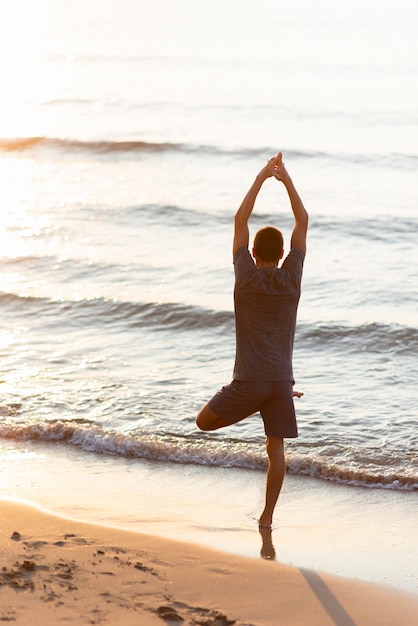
[258,436,285,528]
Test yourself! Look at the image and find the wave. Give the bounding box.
[0,136,239,157]
[0,290,416,353]
[0,136,189,155]
[0,291,234,333]
[296,321,418,356]
[1,136,416,169]
[0,420,416,491]
[286,450,417,491]
[312,215,418,242]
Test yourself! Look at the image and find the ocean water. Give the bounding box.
[0,0,417,498]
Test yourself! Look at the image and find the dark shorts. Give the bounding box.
[208,379,298,438]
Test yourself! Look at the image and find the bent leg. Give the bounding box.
[258,436,285,528]
[195,403,231,431]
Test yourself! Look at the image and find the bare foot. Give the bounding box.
[293,390,303,398]
[258,525,276,560]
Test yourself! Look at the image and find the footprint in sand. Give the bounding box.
[10,531,21,541]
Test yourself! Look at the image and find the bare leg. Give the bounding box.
[258,436,285,528]
[196,403,230,431]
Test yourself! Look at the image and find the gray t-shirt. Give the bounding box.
[232,246,305,382]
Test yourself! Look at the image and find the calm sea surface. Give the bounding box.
[0,0,417,491]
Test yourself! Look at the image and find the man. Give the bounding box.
[196,152,308,528]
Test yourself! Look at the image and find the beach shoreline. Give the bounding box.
[0,438,417,597]
[1,497,418,626]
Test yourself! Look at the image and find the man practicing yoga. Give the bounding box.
[196,152,308,528]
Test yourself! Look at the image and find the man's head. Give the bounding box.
[253,226,284,266]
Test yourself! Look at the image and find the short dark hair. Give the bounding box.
[253,226,284,262]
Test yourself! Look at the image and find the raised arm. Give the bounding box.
[274,160,309,253]
[233,153,282,255]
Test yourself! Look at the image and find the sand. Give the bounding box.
[1,498,418,626]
